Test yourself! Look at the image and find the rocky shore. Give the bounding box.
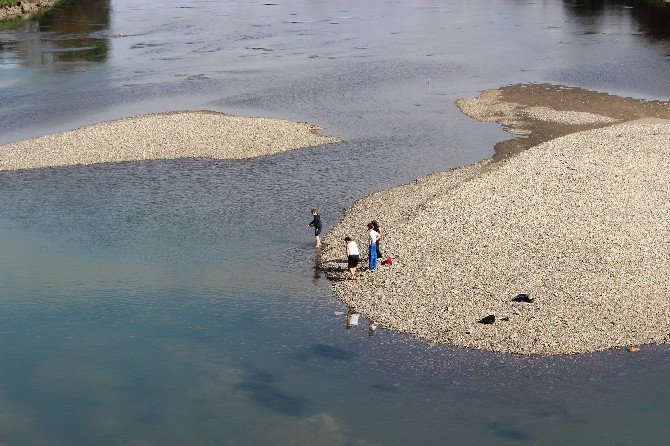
[0,111,340,171]
[0,0,59,21]
[322,84,670,355]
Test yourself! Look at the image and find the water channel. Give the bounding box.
[1,0,669,444]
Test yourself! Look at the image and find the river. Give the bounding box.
[1,0,669,444]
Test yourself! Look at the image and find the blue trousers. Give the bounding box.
[369,242,378,270]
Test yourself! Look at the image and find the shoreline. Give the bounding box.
[322,84,670,356]
[455,83,670,161]
[0,111,340,171]
[0,0,59,21]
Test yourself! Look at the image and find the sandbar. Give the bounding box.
[322,84,670,355]
[0,111,340,171]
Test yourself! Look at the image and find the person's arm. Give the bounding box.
[308,218,314,227]
[346,244,351,256]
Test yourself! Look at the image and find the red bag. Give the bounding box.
[381,257,394,266]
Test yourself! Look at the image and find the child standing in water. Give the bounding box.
[308,208,322,248]
[344,236,359,280]
[367,222,380,270]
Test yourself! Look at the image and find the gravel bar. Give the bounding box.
[323,86,670,355]
[0,111,340,171]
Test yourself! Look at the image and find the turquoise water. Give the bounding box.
[1,1,670,444]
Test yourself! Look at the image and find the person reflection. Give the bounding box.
[345,308,360,330]
[312,248,322,285]
[368,321,379,336]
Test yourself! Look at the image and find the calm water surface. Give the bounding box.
[1,1,670,444]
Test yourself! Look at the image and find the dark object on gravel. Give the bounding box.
[478,315,496,324]
[512,293,534,303]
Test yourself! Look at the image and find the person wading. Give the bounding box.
[308,208,323,248]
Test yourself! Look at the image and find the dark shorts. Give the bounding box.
[348,255,359,269]
[315,227,322,236]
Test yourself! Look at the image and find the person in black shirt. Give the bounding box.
[308,208,322,248]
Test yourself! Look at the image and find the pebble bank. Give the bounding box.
[323,87,670,355]
[0,111,340,171]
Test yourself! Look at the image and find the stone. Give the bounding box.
[512,293,534,303]
[479,315,496,324]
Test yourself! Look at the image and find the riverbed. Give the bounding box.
[1,0,670,444]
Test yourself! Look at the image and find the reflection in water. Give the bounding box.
[0,0,110,69]
[0,16,23,32]
[345,308,359,330]
[344,307,380,335]
[563,0,670,40]
[625,1,670,41]
[313,248,322,285]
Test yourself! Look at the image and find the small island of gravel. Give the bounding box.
[322,84,670,355]
[0,111,340,171]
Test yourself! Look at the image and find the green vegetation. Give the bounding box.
[0,0,17,7]
[0,16,21,30]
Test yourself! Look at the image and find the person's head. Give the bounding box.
[371,220,379,231]
[367,223,374,230]
[311,208,318,215]
[344,236,352,243]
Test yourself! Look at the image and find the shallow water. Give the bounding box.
[1,0,670,444]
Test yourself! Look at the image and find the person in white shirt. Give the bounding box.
[344,236,359,279]
[371,220,382,258]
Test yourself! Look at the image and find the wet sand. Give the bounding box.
[457,83,670,160]
[322,84,670,355]
[0,111,340,171]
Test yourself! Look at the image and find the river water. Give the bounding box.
[1,1,669,444]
